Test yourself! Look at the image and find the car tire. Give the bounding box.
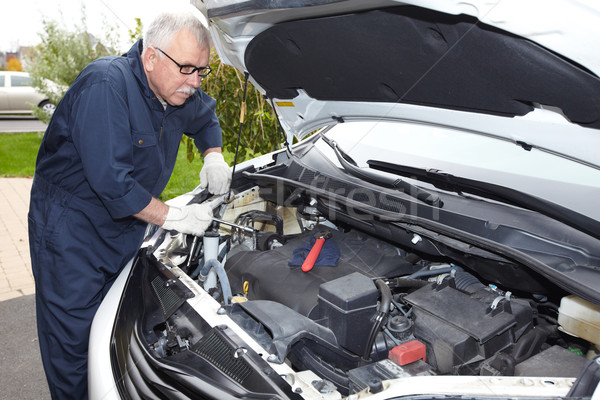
[39,100,56,115]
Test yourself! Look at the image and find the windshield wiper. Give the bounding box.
[368,160,600,241]
[320,135,442,207]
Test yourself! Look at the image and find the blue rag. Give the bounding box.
[288,233,340,267]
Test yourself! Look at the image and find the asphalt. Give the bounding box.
[0,177,51,398]
[0,116,48,133]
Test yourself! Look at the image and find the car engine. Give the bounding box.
[152,185,597,396]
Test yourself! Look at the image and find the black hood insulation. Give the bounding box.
[245,5,600,129]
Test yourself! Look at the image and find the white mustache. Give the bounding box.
[176,87,197,96]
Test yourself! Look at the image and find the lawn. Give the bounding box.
[0,132,43,177]
[0,132,235,201]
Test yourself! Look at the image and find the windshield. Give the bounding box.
[317,120,600,222]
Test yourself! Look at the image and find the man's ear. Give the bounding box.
[142,47,158,72]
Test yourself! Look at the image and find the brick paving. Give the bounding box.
[0,177,35,301]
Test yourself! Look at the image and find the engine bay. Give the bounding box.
[150,183,600,396]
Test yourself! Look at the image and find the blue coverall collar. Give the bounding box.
[127,40,156,102]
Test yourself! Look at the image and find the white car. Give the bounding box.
[89,1,600,399]
[0,71,55,115]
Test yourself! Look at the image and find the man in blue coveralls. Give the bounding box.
[27,12,230,399]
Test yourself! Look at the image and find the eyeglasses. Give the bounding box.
[155,47,212,77]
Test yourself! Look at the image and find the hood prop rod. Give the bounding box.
[227,72,250,202]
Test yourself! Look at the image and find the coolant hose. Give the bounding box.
[376,279,392,314]
[191,239,230,280]
[362,279,392,361]
[200,258,233,305]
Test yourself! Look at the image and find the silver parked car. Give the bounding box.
[89,1,600,399]
[0,71,55,115]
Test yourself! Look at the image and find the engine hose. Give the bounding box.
[362,279,392,362]
[190,258,204,280]
[189,239,230,280]
[454,271,486,294]
[199,258,233,305]
[376,279,392,314]
[217,239,230,261]
[392,277,429,289]
[407,265,463,279]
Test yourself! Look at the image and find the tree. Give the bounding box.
[6,56,23,71]
[26,9,120,122]
[128,18,144,45]
[201,51,280,161]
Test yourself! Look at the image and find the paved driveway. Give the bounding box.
[0,178,50,398]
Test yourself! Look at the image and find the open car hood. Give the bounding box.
[193,0,600,171]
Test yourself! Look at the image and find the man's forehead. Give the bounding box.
[167,30,209,63]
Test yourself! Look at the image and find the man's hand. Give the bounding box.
[199,152,231,195]
[162,204,213,236]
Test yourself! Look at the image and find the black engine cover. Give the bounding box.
[224,228,414,316]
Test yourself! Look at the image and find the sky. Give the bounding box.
[1,0,203,53]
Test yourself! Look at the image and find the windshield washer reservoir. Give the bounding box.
[558,295,600,347]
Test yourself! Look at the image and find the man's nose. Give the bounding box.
[187,73,201,88]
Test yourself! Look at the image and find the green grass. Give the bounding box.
[161,142,238,201]
[0,132,239,201]
[160,141,206,201]
[0,132,43,177]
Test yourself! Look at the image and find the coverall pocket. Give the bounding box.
[27,215,40,267]
[44,205,71,254]
[132,131,158,148]
[131,130,165,190]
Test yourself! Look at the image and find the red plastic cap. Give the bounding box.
[388,340,426,366]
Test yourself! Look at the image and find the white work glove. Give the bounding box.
[199,152,232,195]
[162,204,213,236]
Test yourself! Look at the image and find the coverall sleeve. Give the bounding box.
[186,90,223,153]
[70,80,152,220]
